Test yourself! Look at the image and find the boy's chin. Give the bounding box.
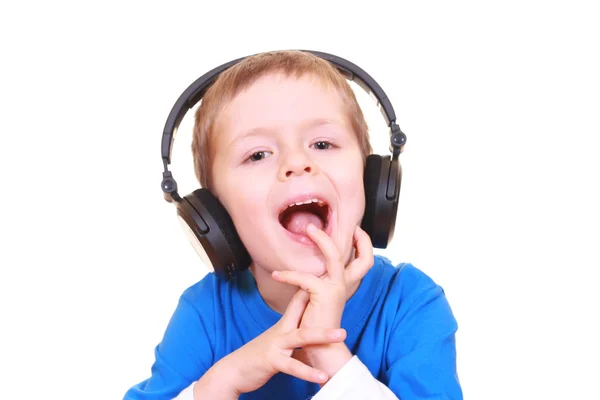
[285,256,328,277]
[250,252,328,278]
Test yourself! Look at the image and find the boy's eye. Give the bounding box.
[311,141,333,150]
[248,151,272,162]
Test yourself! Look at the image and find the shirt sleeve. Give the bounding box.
[383,274,463,399]
[123,293,215,400]
[311,356,398,400]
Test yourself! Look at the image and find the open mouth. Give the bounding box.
[278,198,330,236]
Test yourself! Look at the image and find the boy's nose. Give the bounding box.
[278,151,318,181]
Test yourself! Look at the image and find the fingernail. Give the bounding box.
[306,223,316,233]
[318,372,327,381]
[272,271,279,277]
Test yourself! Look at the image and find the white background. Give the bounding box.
[1,1,599,399]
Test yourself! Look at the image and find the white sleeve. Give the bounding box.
[172,357,397,400]
[311,356,399,400]
[173,381,195,400]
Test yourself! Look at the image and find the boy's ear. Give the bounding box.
[361,154,402,249]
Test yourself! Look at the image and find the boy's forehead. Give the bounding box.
[234,71,333,100]
[214,71,348,137]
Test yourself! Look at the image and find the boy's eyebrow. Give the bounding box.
[231,118,341,147]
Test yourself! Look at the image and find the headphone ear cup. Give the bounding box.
[176,188,251,280]
[361,154,401,248]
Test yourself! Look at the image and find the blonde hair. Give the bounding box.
[191,50,372,190]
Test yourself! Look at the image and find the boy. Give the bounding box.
[124,50,462,399]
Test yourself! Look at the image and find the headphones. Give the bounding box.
[160,50,407,281]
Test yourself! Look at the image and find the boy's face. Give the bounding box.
[211,72,366,277]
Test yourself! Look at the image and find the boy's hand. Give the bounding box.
[272,224,374,329]
[198,288,347,398]
[271,224,374,379]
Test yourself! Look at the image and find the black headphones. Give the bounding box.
[160,50,407,281]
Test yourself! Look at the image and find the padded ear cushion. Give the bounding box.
[361,154,401,248]
[361,154,382,244]
[178,188,251,280]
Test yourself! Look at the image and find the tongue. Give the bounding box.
[282,211,324,235]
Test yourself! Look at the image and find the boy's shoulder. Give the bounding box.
[180,269,222,302]
[177,267,239,309]
[373,254,442,296]
[176,264,262,315]
[365,255,453,321]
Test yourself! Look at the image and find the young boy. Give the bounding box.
[124,50,462,399]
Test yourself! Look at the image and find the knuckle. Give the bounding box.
[296,329,308,343]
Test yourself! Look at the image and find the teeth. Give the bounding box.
[287,198,325,208]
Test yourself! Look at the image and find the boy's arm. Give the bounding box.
[381,278,462,399]
[274,226,461,399]
[124,284,347,400]
[123,294,217,400]
[312,274,462,400]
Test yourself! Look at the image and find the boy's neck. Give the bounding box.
[249,264,299,314]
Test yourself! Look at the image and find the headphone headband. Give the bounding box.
[160,50,407,202]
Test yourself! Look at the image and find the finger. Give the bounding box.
[345,226,375,284]
[280,288,310,328]
[306,223,345,282]
[272,355,329,384]
[279,327,347,350]
[272,270,324,294]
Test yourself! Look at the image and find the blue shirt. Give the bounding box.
[124,256,462,399]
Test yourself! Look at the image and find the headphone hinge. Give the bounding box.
[161,170,181,203]
[389,123,406,157]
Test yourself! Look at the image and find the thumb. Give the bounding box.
[280,288,310,329]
